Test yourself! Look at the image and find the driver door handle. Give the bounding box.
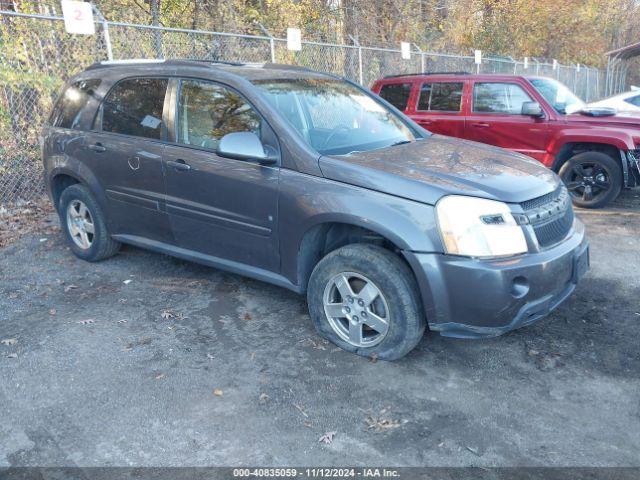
[167,159,191,171]
[471,122,490,128]
[88,142,106,152]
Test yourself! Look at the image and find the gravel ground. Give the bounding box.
[0,190,639,467]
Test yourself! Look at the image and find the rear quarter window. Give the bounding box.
[378,83,412,111]
[50,79,101,129]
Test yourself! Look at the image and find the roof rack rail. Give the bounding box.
[100,59,166,65]
[383,71,470,79]
[165,59,247,67]
[87,58,251,70]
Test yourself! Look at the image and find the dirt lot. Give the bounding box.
[0,191,639,467]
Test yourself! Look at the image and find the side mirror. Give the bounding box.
[521,101,544,117]
[216,132,277,165]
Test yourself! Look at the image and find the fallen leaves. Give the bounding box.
[64,284,78,293]
[0,197,57,248]
[49,308,56,316]
[259,393,269,403]
[155,372,166,380]
[77,319,95,325]
[318,431,336,444]
[1,338,17,346]
[364,407,405,432]
[213,388,223,397]
[6,353,18,359]
[160,309,187,321]
[299,338,328,350]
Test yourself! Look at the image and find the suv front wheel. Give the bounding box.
[59,184,121,262]
[307,244,426,360]
[559,152,622,209]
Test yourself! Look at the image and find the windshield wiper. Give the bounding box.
[389,140,412,147]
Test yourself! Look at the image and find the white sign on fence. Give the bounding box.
[474,50,482,65]
[524,57,529,69]
[400,42,411,59]
[553,59,558,70]
[287,28,302,51]
[61,0,95,35]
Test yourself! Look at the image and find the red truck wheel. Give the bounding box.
[559,152,622,209]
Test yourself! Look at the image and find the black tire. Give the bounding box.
[307,244,425,361]
[559,152,622,209]
[59,184,121,262]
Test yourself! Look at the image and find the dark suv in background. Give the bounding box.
[373,73,640,209]
[42,60,589,360]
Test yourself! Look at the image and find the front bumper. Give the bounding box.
[404,219,589,339]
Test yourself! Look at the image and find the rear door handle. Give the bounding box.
[167,159,191,171]
[419,120,433,126]
[471,122,490,128]
[88,143,106,152]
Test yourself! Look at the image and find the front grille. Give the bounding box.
[520,185,574,248]
[520,185,562,211]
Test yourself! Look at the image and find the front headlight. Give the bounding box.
[436,195,528,258]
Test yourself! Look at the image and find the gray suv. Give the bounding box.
[42,60,590,360]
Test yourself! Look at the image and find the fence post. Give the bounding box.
[349,35,364,85]
[585,67,590,102]
[92,5,113,60]
[413,43,424,73]
[255,22,276,63]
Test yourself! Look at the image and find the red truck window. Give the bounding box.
[417,82,463,112]
[378,83,411,110]
[473,82,533,114]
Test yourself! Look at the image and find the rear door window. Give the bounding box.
[417,82,463,111]
[378,83,412,111]
[473,82,533,114]
[101,78,168,140]
[50,79,101,129]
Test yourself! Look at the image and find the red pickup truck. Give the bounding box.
[372,73,640,208]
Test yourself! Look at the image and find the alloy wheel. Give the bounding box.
[322,271,390,348]
[564,162,611,203]
[66,199,95,250]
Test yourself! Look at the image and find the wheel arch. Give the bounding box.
[551,142,622,172]
[295,220,415,294]
[49,166,108,214]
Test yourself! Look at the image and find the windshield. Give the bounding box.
[254,78,417,155]
[529,78,586,115]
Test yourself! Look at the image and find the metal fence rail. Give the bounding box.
[0,9,606,205]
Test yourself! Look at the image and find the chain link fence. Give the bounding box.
[0,9,606,205]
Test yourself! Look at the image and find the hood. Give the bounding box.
[319,135,559,205]
[565,110,640,128]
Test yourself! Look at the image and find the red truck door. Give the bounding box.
[464,81,549,162]
[409,80,466,138]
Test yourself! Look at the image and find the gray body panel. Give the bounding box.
[42,60,588,336]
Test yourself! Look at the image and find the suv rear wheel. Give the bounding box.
[307,244,425,360]
[59,184,121,262]
[559,152,622,209]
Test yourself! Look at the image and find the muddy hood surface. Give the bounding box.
[320,135,560,205]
